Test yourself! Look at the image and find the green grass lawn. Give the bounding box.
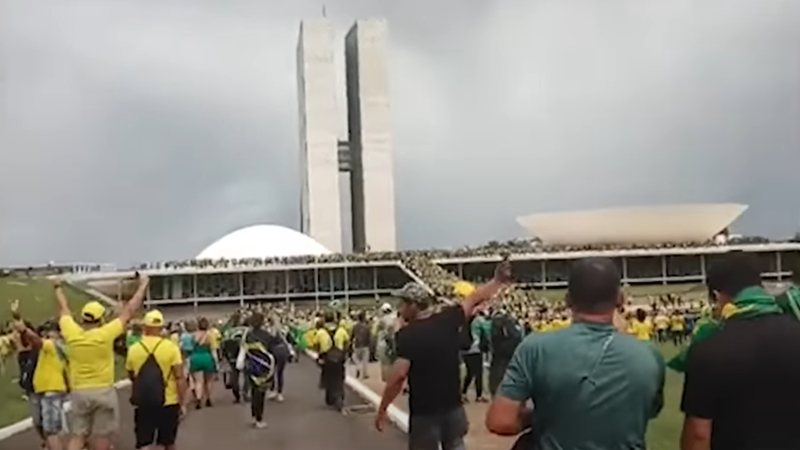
[647,343,684,450]
[0,276,98,427]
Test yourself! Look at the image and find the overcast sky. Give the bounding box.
[1,0,798,265]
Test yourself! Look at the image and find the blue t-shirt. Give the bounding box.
[499,322,665,450]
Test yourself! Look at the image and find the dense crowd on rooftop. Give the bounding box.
[131,235,777,272]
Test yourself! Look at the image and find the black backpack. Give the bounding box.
[18,349,39,394]
[491,315,522,359]
[322,329,345,365]
[131,340,166,409]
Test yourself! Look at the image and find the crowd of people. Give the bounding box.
[131,235,776,272]
[2,251,799,450]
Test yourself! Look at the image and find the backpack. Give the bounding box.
[322,328,345,365]
[18,349,38,393]
[491,315,522,359]
[131,340,166,409]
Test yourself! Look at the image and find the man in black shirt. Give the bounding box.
[375,261,512,450]
[680,253,800,450]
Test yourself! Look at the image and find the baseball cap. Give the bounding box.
[392,282,432,306]
[143,310,164,328]
[81,301,106,322]
[452,281,476,298]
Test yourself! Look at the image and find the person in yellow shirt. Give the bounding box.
[554,314,572,331]
[628,309,653,341]
[670,311,686,346]
[653,311,670,343]
[126,310,186,450]
[13,319,68,450]
[315,312,350,412]
[55,274,148,450]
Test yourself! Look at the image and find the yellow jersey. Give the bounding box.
[33,339,68,394]
[208,328,221,351]
[654,315,669,330]
[315,327,350,353]
[670,315,685,331]
[125,336,183,406]
[59,316,124,390]
[629,320,653,341]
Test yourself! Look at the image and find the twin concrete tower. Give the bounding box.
[297,19,397,253]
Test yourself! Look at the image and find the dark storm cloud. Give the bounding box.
[0,0,798,265]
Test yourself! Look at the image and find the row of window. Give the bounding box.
[148,251,799,300]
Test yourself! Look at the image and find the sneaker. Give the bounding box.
[255,421,268,429]
[276,394,284,403]
[476,396,489,403]
[266,391,278,401]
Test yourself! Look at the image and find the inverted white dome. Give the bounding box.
[196,225,332,260]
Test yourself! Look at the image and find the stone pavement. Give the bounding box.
[354,361,516,450]
[0,358,405,450]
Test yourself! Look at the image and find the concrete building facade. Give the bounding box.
[346,19,397,253]
[297,20,343,252]
[297,18,397,253]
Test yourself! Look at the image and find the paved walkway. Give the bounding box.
[0,358,405,450]
[356,361,516,450]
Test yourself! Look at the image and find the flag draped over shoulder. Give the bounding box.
[668,285,800,373]
[290,324,308,350]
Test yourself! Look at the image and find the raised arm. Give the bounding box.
[119,273,149,326]
[53,280,71,317]
[461,260,513,318]
[12,320,43,349]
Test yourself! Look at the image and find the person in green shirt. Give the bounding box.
[487,258,665,450]
[126,322,143,348]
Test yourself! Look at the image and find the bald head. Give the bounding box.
[567,258,622,314]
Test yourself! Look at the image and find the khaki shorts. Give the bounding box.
[69,387,119,437]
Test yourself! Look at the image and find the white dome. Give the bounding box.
[196,225,332,260]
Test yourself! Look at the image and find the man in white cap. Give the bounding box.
[126,309,186,450]
[56,274,149,450]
